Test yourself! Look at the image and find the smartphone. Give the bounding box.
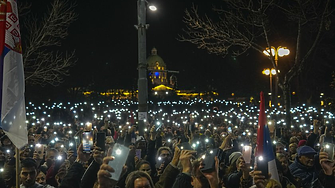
[323,143,335,161]
[108,143,130,181]
[228,127,232,134]
[201,148,223,173]
[35,144,45,159]
[97,132,106,151]
[242,145,252,164]
[135,149,141,160]
[155,156,165,169]
[82,131,93,153]
[156,122,162,131]
[256,156,268,178]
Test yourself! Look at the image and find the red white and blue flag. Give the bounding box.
[0,0,27,149]
[256,91,279,182]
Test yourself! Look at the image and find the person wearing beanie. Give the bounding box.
[297,140,307,148]
[289,146,320,188]
[224,152,252,188]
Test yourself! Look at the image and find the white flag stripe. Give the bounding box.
[268,159,280,182]
[1,0,27,149]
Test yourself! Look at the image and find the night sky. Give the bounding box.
[23,0,334,101]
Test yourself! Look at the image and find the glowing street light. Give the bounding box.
[263,46,290,106]
[148,5,157,11]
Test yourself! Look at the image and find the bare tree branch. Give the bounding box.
[20,0,78,86]
[179,0,332,126]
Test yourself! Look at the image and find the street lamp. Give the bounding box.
[262,68,277,107]
[136,0,156,136]
[263,46,290,106]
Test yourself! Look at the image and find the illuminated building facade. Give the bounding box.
[83,48,218,100]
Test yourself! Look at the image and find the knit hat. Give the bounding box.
[297,140,307,148]
[229,152,242,165]
[297,146,316,156]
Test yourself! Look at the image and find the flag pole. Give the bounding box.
[16,147,20,188]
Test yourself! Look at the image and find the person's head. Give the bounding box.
[276,142,285,154]
[297,146,316,167]
[276,153,289,174]
[129,143,136,151]
[236,156,246,170]
[289,143,297,154]
[136,160,152,176]
[1,135,12,147]
[36,171,46,185]
[297,140,307,148]
[28,135,35,145]
[45,148,58,168]
[157,147,172,163]
[289,136,299,144]
[125,171,155,188]
[136,140,146,151]
[20,158,38,187]
[226,152,242,174]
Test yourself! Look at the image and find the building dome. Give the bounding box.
[147,48,166,68]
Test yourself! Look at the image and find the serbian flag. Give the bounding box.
[0,0,28,149]
[256,91,279,182]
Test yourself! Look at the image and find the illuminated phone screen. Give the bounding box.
[82,131,93,153]
[108,143,130,181]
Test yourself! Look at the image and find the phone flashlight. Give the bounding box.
[57,156,62,161]
[116,149,122,155]
[168,139,171,142]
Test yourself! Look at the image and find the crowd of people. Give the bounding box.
[0,98,335,188]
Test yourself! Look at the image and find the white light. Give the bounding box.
[57,156,62,160]
[149,5,157,11]
[116,149,122,155]
[258,156,264,161]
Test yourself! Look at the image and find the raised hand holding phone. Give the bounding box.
[107,143,130,181]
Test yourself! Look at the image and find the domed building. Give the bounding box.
[147,48,168,86]
[82,47,218,100]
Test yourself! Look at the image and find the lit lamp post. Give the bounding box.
[136,0,156,136]
[262,68,277,107]
[263,46,290,106]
